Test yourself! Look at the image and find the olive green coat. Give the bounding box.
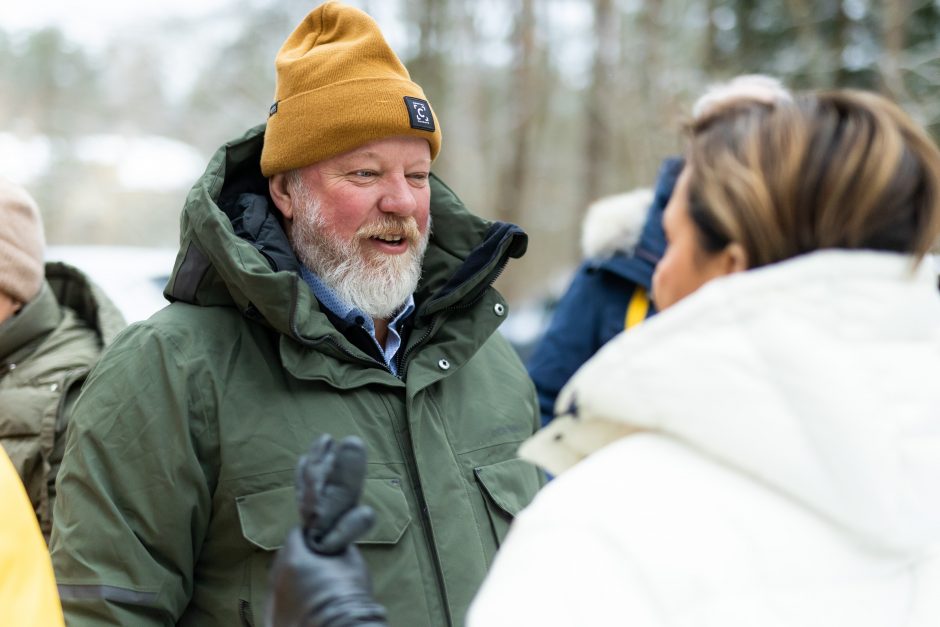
[0,262,124,540]
[51,125,543,626]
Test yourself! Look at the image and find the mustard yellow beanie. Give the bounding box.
[261,1,442,177]
[0,177,44,304]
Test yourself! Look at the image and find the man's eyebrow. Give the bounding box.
[340,151,431,167]
[350,151,381,160]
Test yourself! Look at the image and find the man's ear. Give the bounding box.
[269,173,294,220]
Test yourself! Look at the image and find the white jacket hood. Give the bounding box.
[522,250,940,556]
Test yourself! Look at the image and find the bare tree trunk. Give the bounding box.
[880,0,910,99]
[705,0,719,71]
[581,0,617,222]
[832,1,852,85]
[440,0,489,216]
[496,0,537,226]
[785,0,834,86]
[636,0,665,179]
[405,0,449,111]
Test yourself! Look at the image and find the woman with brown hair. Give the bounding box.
[467,90,940,626]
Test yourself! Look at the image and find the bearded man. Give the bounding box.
[49,3,543,626]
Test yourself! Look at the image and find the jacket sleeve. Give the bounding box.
[45,378,83,542]
[50,323,217,625]
[526,263,634,427]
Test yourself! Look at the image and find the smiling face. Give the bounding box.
[270,136,433,319]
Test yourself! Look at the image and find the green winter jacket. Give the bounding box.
[51,125,543,627]
[0,262,124,541]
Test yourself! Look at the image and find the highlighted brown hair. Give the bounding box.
[685,90,940,267]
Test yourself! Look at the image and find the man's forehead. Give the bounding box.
[335,138,431,162]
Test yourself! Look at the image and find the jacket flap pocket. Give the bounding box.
[236,485,297,551]
[474,457,540,517]
[236,478,412,551]
[358,478,412,545]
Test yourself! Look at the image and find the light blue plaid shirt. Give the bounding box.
[300,266,414,376]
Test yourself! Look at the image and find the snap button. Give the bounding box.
[438,358,451,370]
[493,303,506,316]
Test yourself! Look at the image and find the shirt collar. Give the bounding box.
[299,266,415,335]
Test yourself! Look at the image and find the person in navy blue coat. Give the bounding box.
[526,158,682,427]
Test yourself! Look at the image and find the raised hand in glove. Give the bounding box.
[296,434,376,554]
[267,435,389,627]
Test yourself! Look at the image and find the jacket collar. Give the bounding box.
[0,282,61,364]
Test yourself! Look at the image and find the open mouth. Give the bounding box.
[370,234,406,246]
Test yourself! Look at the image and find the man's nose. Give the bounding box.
[378,175,418,215]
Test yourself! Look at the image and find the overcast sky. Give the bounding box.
[1,0,593,103]
[0,0,411,54]
[0,0,590,61]
[0,0,231,48]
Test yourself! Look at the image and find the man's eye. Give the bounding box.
[407,172,429,182]
[354,170,377,178]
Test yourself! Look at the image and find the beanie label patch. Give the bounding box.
[403,97,435,132]
[269,102,279,117]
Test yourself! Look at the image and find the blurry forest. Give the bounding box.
[1,0,939,304]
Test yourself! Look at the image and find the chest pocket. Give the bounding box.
[474,457,542,546]
[235,477,414,626]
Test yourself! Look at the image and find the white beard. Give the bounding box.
[288,187,430,320]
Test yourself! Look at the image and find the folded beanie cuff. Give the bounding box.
[261,77,442,177]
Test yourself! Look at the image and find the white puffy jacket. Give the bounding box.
[469,250,940,627]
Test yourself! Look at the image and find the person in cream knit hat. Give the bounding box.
[0,178,124,544]
[0,177,45,321]
[51,3,540,626]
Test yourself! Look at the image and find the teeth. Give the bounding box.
[373,235,403,242]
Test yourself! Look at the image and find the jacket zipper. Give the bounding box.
[403,449,453,626]
[393,256,512,624]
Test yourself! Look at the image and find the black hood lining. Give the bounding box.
[427,222,527,309]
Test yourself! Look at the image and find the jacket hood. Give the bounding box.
[1,261,124,365]
[523,250,940,555]
[165,124,527,342]
[44,261,126,345]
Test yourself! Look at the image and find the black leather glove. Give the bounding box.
[267,435,389,627]
[297,434,376,555]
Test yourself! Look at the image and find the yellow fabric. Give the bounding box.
[0,449,63,627]
[624,286,650,330]
[261,1,442,176]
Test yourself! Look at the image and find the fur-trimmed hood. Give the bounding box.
[580,188,653,259]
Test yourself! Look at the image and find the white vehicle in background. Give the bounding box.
[45,245,178,323]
